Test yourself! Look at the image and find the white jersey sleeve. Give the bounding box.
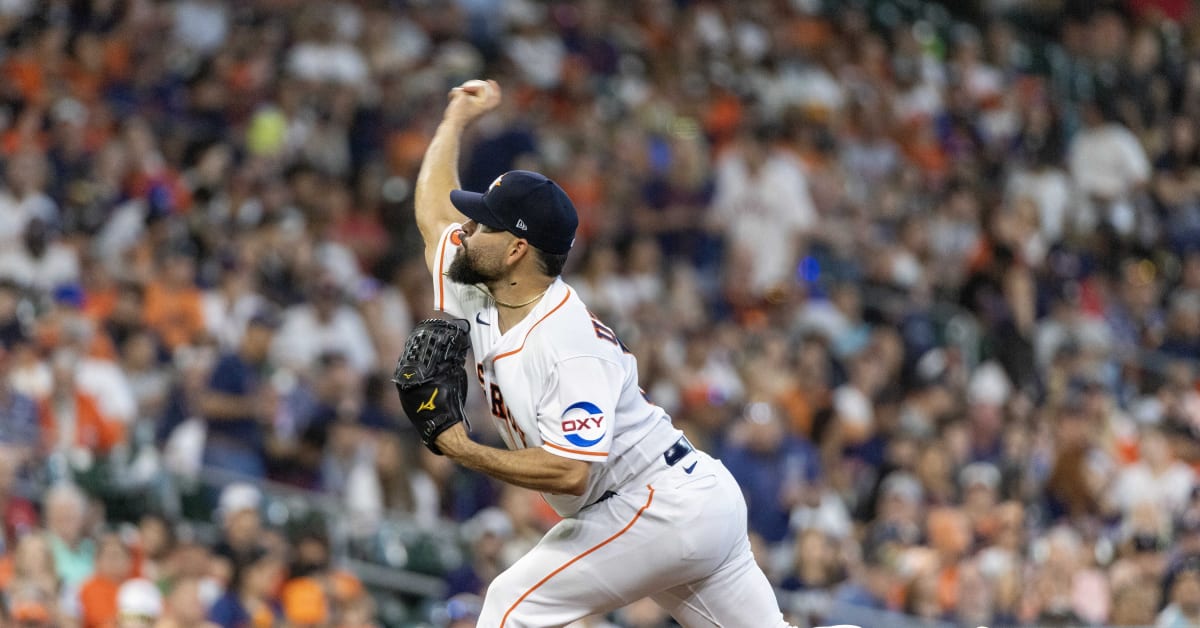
[536,356,622,462]
[431,223,486,318]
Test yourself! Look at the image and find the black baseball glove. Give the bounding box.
[392,318,471,454]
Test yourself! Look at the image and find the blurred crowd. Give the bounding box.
[1,0,1200,626]
[0,477,378,628]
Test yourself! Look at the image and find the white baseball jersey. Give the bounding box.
[428,222,810,627]
[431,224,683,517]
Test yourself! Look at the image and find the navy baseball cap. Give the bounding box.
[449,170,578,255]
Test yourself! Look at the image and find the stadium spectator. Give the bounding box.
[444,507,513,599]
[116,578,163,628]
[210,483,263,587]
[156,575,219,628]
[143,244,207,353]
[710,125,817,303]
[134,514,173,585]
[1112,425,1196,517]
[271,278,376,376]
[279,576,328,628]
[0,345,40,466]
[7,579,59,627]
[2,532,59,602]
[78,533,134,628]
[38,314,136,456]
[205,546,284,628]
[778,528,846,618]
[202,254,267,353]
[0,149,58,249]
[1158,556,1200,627]
[44,483,95,592]
[0,458,37,554]
[199,311,279,480]
[719,401,821,544]
[1069,99,1153,239]
[0,217,80,291]
[1154,116,1200,253]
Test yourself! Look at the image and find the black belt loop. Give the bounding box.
[585,490,618,509]
[587,437,693,510]
[663,436,694,467]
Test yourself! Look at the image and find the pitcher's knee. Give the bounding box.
[479,571,527,626]
[487,568,525,602]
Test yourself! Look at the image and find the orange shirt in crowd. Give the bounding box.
[79,575,122,628]
[39,391,126,455]
[704,90,744,152]
[142,282,205,351]
[937,563,960,613]
[777,387,821,439]
[557,166,605,242]
[3,54,46,105]
[0,556,14,592]
[82,289,119,325]
[281,577,328,625]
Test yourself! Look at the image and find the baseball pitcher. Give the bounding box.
[396,79,826,627]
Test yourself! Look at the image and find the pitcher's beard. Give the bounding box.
[447,248,501,286]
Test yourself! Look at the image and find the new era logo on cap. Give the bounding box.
[448,170,579,255]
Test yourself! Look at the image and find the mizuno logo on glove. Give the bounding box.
[418,388,439,412]
[393,318,471,456]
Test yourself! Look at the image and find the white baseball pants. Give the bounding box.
[477,450,795,627]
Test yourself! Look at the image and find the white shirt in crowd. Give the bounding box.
[0,243,80,291]
[711,150,816,295]
[287,40,370,87]
[1068,122,1151,201]
[1007,166,1074,244]
[1112,459,1195,517]
[271,304,377,374]
[202,290,266,351]
[506,29,566,89]
[172,0,228,54]
[0,190,57,248]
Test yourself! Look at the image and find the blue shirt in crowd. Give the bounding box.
[719,436,822,543]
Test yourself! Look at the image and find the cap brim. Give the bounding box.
[449,190,507,230]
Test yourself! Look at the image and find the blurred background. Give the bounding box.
[0,0,1198,626]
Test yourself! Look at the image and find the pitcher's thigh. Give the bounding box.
[478,487,685,627]
[651,536,793,628]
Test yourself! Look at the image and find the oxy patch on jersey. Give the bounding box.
[561,401,606,448]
